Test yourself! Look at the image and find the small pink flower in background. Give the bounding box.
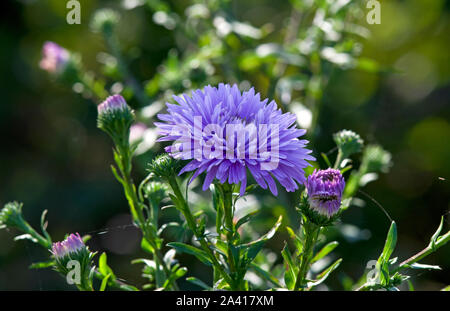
[39,41,70,74]
[51,233,85,259]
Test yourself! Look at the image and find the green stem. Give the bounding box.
[394,230,450,273]
[220,183,240,290]
[167,176,234,287]
[356,230,450,291]
[20,221,52,249]
[115,146,178,290]
[334,150,343,169]
[92,270,137,291]
[294,221,320,291]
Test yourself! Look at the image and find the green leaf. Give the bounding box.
[100,273,112,291]
[281,243,297,290]
[406,263,442,271]
[167,242,212,266]
[321,152,332,167]
[312,241,339,263]
[186,276,212,290]
[375,221,397,287]
[441,285,450,291]
[213,240,229,258]
[163,267,188,290]
[40,209,52,244]
[429,216,444,250]
[14,234,38,243]
[110,164,124,184]
[157,222,180,235]
[380,221,397,263]
[285,226,303,254]
[169,194,182,210]
[98,253,115,280]
[29,261,55,270]
[141,238,155,254]
[307,258,342,287]
[238,216,283,266]
[235,211,258,229]
[250,263,282,288]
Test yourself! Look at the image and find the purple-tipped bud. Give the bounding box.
[51,233,85,259]
[97,94,134,145]
[97,94,129,114]
[305,169,345,217]
[39,41,70,74]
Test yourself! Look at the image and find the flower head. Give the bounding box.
[51,233,86,260]
[305,169,345,217]
[39,41,70,74]
[156,83,314,196]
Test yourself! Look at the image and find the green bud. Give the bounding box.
[147,154,182,179]
[333,129,364,158]
[143,181,168,206]
[0,202,25,229]
[90,8,119,35]
[297,194,341,227]
[361,144,392,174]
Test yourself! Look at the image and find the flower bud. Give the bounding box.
[51,233,95,290]
[0,202,25,229]
[305,169,345,218]
[90,9,119,35]
[333,129,364,158]
[361,144,392,174]
[147,154,182,179]
[143,181,168,206]
[97,94,134,146]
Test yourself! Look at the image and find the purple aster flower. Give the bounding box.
[51,233,85,259]
[305,169,345,217]
[155,83,315,196]
[39,41,70,74]
[97,94,129,114]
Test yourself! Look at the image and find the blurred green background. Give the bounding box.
[0,0,449,290]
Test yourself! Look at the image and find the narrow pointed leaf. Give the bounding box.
[312,241,339,263]
[167,242,212,266]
